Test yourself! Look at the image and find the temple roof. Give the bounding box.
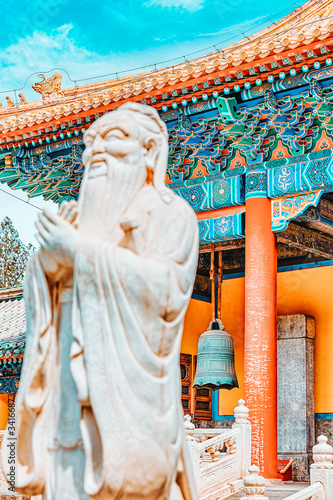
[0,0,331,139]
[0,290,25,389]
[0,300,25,343]
[0,287,23,302]
[0,288,25,361]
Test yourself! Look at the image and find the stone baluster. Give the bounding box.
[312,435,333,468]
[184,414,195,442]
[241,465,269,500]
[310,435,333,500]
[234,399,250,424]
[225,437,237,454]
[233,399,251,478]
[206,443,221,462]
[184,414,200,486]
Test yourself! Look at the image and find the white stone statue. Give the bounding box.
[2,103,199,500]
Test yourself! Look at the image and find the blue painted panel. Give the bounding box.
[171,174,245,212]
[267,155,333,198]
[245,169,267,199]
[212,390,235,421]
[198,213,245,244]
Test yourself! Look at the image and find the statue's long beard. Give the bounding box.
[77,158,146,238]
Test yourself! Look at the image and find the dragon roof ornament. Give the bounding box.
[31,72,64,103]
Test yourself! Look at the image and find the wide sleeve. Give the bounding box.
[2,254,56,495]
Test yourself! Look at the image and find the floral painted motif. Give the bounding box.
[271,191,322,232]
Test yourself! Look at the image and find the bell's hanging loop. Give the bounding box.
[208,318,224,330]
[193,247,238,391]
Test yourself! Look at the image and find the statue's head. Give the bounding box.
[79,103,172,234]
[82,102,169,193]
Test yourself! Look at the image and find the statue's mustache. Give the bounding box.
[90,153,107,165]
[86,154,125,179]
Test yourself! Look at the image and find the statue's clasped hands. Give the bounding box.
[35,200,79,269]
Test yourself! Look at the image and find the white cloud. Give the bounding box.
[0,21,216,104]
[0,13,270,105]
[154,35,177,42]
[0,25,139,102]
[145,0,204,12]
[197,14,269,38]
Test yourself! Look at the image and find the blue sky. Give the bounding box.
[0,0,301,244]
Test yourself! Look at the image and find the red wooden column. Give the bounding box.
[244,196,278,479]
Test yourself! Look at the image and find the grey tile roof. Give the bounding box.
[0,287,23,301]
[0,299,26,343]
[0,289,26,359]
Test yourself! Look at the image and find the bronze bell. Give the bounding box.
[193,319,238,391]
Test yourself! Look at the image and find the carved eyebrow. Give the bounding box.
[100,126,129,138]
[84,130,96,141]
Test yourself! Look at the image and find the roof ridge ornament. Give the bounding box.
[32,72,64,104]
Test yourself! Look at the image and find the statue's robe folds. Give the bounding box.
[2,185,199,500]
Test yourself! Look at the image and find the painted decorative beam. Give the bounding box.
[199,239,245,253]
[294,197,333,237]
[277,222,333,259]
[267,153,333,199]
[320,197,333,223]
[277,243,314,259]
[4,81,333,203]
[198,212,244,244]
[170,174,245,211]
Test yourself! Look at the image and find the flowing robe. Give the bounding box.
[2,184,198,500]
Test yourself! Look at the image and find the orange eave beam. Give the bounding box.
[196,205,245,221]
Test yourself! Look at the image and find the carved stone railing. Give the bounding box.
[281,435,333,500]
[282,483,325,500]
[185,399,251,500]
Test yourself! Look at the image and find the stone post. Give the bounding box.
[277,314,315,481]
[233,399,251,478]
[184,414,200,486]
[241,465,269,500]
[310,435,333,500]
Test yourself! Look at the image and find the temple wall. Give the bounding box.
[182,264,333,419]
[0,395,8,430]
[277,265,333,416]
